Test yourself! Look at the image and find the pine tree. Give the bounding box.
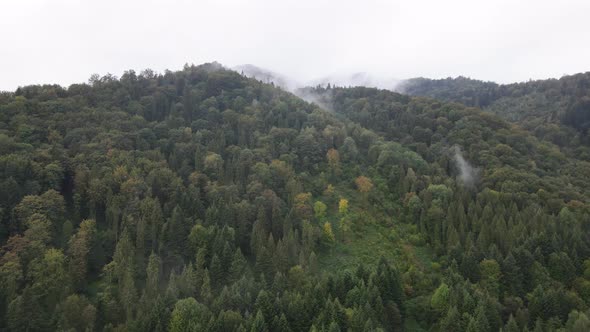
[201,269,212,304]
[255,290,276,323]
[113,228,135,283]
[210,254,224,289]
[440,306,461,331]
[145,252,161,298]
[229,248,248,284]
[255,246,274,280]
[120,268,137,321]
[275,313,291,332]
[502,253,523,296]
[465,316,478,332]
[67,219,96,291]
[274,239,289,273]
[328,321,341,332]
[474,304,490,332]
[504,314,520,332]
[251,310,268,332]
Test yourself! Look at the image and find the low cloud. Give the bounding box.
[452,145,480,188]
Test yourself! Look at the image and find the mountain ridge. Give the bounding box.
[2,62,590,331]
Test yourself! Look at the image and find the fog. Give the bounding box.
[1,0,590,91]
[452,146,480,188]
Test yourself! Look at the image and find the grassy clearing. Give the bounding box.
[316,183,435,276]
[318,218,403,273]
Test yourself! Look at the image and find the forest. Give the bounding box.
[1,63,590,331]
[398,74,590,154]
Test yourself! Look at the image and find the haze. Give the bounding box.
[1,0,589,91]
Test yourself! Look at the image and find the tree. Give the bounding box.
[479,259,501,297]
[502,254,523,296]
[355,176,373,205]
[210,254,224,289]
[294,193,313,220]
[565,310,590,332]
[323,222,335,245]
[57,294,97,332]
[547,251,576,284]
[113,229,135,282]
[169,297,211,332]
[314,201,327,221]
[340,137,359,162]
[204,153,224,179]
[440,306,461,331]
[251,310,268,332]
[339,216,352,238]
[503,314,519,332]
[355,176,374,194]
[229,248,248,283]
[120,268,137,320]
[214,310,244,331]
[255,246,274,281]
[0,260,22,307]
[431,283,450,313]
[201,269,212,303]
[145,252,161,298]
[13,190,65,237]
[29,248,69,309]
[473,304,490,332]
[68,219,96,290]
[338,198,349,215]
[326,148,341,177]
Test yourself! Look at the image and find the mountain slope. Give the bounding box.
[0,63,416,331]
[1,64,590,331]
[398,74,590,154]
[301,84,590,330]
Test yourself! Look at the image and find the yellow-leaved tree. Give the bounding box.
[338,198,351,240]
[338,198,349,215]
[355,176,373,206]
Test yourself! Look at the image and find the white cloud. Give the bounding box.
[1,0,589,90]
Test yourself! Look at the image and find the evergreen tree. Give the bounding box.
[251,310,268,332]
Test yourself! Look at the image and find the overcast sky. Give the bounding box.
[1,0,589,91]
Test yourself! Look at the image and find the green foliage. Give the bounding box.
[169,297,211,332]
[314,201,328,221]
[479,259,501,297]
[431,283,450,312]
[0,63,589,331]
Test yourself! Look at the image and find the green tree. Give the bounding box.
[431,283,450,313]
[67,219,96,290]
[314,201,327,221]
[440,306,461,331]
[57,294,97,331]
[479,259,501,297]
[251,310,268,332]
[169,297,211,332]
[229,248,248,283]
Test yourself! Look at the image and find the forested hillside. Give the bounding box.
[398,74,590,156]
[1,64,590,331]
[302,85,590,331]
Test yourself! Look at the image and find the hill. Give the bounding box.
[0,64,589,331]
[398,74,590,155]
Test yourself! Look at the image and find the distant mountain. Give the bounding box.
[396,76,500,107]
[398,74,590,150]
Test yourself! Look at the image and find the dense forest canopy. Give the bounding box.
[1,63,590,331]
[398,74,590,155]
